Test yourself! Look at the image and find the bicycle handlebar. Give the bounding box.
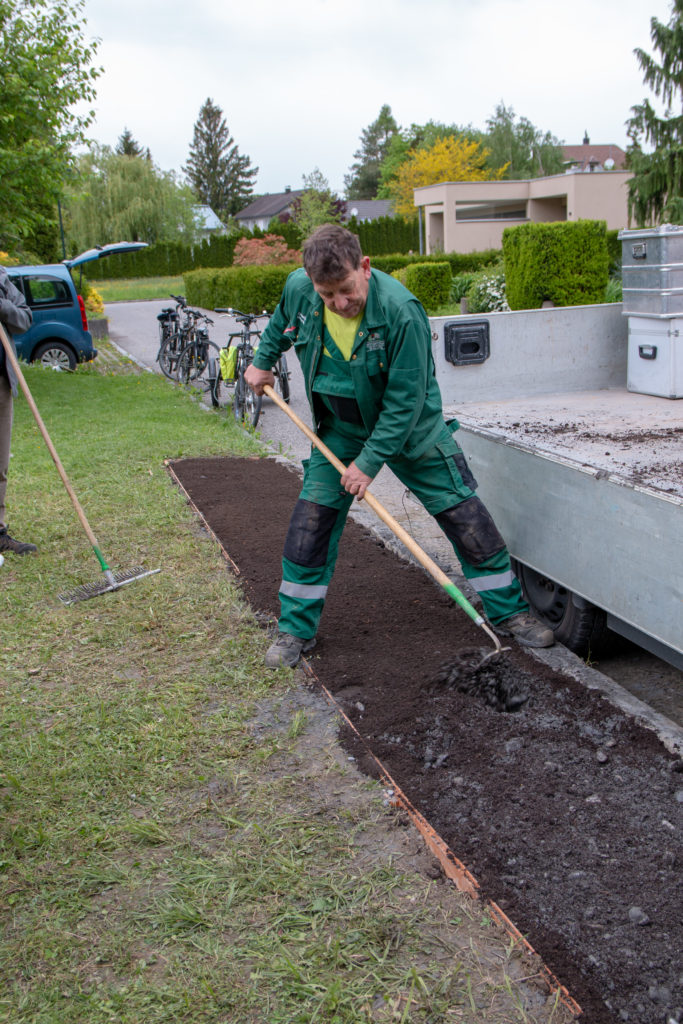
[214,307,270,324]
[170,294,186,306]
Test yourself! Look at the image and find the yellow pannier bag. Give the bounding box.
[220,345,238,382]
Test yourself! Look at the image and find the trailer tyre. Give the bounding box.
[511,559,606,657]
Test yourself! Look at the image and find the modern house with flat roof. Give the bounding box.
[414,168,633,254]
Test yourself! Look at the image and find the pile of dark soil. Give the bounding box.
[170,455,683,1024]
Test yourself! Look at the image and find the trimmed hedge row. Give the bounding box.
[502,221,610,310]
[85,234,248,281]
[371,249,501,276]
[183,264,300,313]
[391,262,452,312]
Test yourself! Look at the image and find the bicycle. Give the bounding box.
[211,308,290,428]
[156,294,187,379]
[175,310,219,395]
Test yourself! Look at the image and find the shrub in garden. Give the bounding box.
[371,249,500,277]
[503,221,610,310]
[404,262,451,312]
[450,272,475,304]
[465,261,509,313]
[233,234,302,267]
[184,264,299,313]
[604,277,623,303]
[391,262,451,312]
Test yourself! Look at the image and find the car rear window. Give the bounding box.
[24,275,73,308]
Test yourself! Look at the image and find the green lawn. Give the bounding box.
[0,350,572,1024]
[95,275,185,303]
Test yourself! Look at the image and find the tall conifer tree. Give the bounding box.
[184,98,258,220]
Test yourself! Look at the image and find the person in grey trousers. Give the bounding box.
[0,265,38,562]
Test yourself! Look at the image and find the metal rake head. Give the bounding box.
[58,567,161,605]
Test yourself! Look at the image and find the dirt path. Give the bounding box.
[170,454,682,1024]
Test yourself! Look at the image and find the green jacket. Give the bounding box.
[253,267,448,478]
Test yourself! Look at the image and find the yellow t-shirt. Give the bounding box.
[323,308,362,360]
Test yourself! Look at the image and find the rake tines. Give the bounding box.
[58,567,161,606]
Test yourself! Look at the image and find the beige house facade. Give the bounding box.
[414,170,633,254]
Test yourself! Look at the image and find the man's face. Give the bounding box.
[311,256,371,319]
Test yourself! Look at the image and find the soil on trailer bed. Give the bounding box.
[170,455,683,1024]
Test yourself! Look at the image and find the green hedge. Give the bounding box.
[502,221,610,310]
[183,264,299,313]
[85,233,249,280]
[606,228,621,276]
[391,262,451,312]
[371,249,500,276]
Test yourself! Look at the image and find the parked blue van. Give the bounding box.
[7,242,147,370]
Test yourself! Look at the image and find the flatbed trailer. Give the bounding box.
[431,304,683,669]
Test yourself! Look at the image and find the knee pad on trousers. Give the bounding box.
[283,499,340,568]
[435,496,506,566]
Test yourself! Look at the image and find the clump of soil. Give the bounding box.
[170,455,683,1024]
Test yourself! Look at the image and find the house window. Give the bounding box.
[455,201,527,222]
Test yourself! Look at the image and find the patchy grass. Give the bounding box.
[96,276,185,303]
[0,357,575,1023]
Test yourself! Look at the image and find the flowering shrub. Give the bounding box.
[233,234,301,267]
[465,262,509,313]
[84,285,104,315]
[0,251,21,266]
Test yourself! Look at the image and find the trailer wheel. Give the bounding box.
[511,559,606,657]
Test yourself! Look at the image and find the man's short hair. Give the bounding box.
[302,224,363,283]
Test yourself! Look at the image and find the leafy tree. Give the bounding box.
[480,103,564,178]
[184,98,258,220]
[0,0,101,253]
[377,120,474,198]
[344,104,399,199]
[384,136,506,219]
[290,168,345,239]
[115,127,150,161]
[626,1,683,225]
[66,145,198,250]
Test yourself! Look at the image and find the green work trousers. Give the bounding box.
[277,418,528,640]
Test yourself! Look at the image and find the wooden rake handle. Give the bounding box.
[0,321,108,567]
[262,383,502,651]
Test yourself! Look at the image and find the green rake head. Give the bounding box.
[58,567,161,605]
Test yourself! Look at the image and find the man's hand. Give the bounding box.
[340,461,373,500]
[244,363,274,396]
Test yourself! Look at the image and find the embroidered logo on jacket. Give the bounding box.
[297,312,307,325]
[366,333,385,352]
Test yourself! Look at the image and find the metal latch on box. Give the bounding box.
[444,320,490,366]
[632,242,647,260]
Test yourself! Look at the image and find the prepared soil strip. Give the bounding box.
[170,455,683,1024]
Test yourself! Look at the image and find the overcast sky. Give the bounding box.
[80,0,672,197]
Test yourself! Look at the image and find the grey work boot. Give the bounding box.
[500,612,554,648]
[265,632,317,669]
[0,528,38,555]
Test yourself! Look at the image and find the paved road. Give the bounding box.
[105,300,683,735]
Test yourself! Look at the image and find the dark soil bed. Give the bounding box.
[170,455,683,1024]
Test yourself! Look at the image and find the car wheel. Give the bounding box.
[511,558,606,656]
[34,341,77,371]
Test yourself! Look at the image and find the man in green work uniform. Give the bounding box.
[245,225,553,668]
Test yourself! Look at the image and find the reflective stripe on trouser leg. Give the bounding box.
[278,497,350,639]
[458,549,527,625]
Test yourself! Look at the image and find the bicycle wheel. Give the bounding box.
[177,341,220,392]
[158,332,185,379]
[208,353,222,408]
[232,372,245,422]
[274,355,291,404]
[233,370,262,428]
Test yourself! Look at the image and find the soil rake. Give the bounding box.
[0,323,160,604]
[263,384,509,666]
